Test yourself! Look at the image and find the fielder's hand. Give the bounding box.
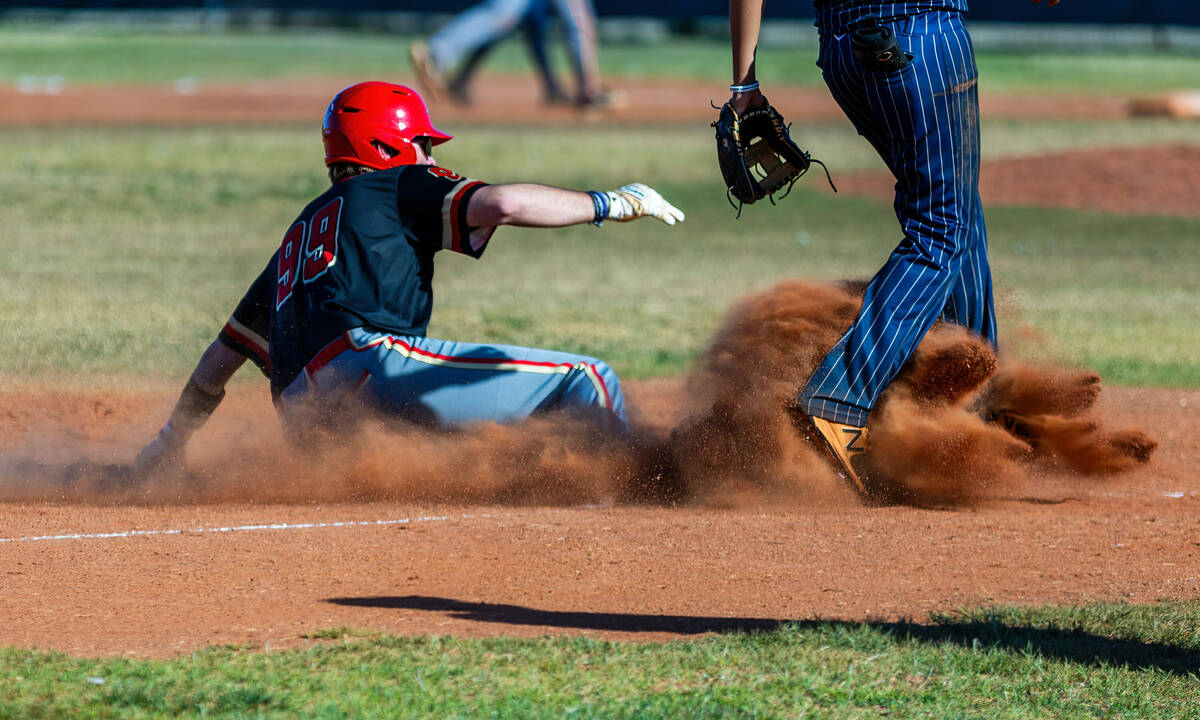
[604,183,685,225]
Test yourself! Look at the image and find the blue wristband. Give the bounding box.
[730,81,760,93]
[587,190,609,226]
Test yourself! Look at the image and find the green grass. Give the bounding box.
[0,29,1195,387]
[1,118,1197,387]
[2,601,1197,718]
[3,26,1200,94]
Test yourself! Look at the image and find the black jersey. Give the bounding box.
[217,164,493,395]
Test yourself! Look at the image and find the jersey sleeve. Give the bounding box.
[395,165,495,259]
[216,258,273,375]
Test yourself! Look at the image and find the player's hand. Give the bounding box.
[604,183,686,226]
[132,428,185,476]
[730,87,766,116]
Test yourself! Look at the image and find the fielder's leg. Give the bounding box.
[939,189,997,345]
[798,10,987,491]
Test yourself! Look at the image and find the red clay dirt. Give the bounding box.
[0,75,1134,128]
[0,279,1191,659]
[0,379,1196,658]
[832,145,1200,218]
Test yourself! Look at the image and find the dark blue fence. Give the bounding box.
[6,1,1198,26]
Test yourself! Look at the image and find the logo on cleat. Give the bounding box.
[842,427,866,453]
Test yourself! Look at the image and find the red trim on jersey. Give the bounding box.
[448,180,483,254]
[221,321,270,370]
[384,336,579,370]
[305,330,599,376]
[305,332,356,376]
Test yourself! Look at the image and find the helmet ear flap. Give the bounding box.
[371,139,418,169]
[372,140,397,162]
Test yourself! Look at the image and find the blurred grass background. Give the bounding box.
[1,29,1197,388]
[4,27,1200,92]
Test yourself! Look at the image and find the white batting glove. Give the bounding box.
[604,183,686,225]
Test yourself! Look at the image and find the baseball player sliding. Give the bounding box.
[721,0,1061,496]
[136,81,683,472]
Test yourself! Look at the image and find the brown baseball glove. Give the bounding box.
[713,97,834,215]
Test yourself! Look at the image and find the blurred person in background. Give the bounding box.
[409,0,621,109]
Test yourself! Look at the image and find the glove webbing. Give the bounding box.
[713,100,838,217]
[726,145,836,217]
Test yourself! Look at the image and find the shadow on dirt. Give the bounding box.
[326,595,1199,676]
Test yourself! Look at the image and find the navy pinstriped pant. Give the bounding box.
[799,5,997,427]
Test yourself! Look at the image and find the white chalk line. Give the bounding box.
[0,512,496,544]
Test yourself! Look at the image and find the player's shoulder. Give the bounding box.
[332,165,468,196]
[396,164,472,184]
[302,166,482,218]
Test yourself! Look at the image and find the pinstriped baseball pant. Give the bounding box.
[798,9,997,427]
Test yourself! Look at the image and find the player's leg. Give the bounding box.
[547,0,605,105]
[799,10,983,427]
[935,32,997,346]
[521,0,569,103]
[446,44,497,104]
[423,0,531,81]
[289,329,628,433]
[939,188,997,345]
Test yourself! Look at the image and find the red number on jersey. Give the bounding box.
[275,221,306,309]
[303,197,342,283]
[427,166,462,181]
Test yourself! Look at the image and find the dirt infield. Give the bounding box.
[0,75,1133,128]
[832,145,1200,218]
[0,279,1189,658]
[0,379,1196,658]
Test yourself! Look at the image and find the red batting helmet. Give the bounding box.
[322,81,452,169]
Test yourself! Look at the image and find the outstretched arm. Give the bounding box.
[467,183,594,227]
[189,339,246,396]
[133,338,246,475]
[467,182,684,228]
[133,257,273,475]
